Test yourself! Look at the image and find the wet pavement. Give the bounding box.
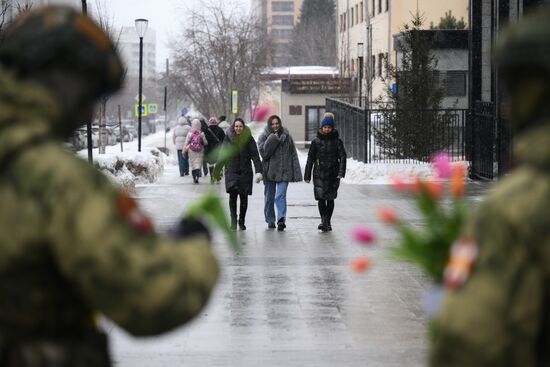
[107,162,491,367]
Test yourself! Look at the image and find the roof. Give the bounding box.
[261,66,339,80]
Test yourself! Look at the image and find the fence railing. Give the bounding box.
[470,101,496,180]
[326,97,468,165]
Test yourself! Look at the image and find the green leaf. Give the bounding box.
[187,190,240,253]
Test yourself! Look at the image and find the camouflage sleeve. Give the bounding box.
[430,172,547,367]
[44,149,219,336]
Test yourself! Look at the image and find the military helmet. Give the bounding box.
[494,7,550,76]
[0,6,124,98]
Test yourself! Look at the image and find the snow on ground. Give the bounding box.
[76,121,447,191]
[77,129,176,192]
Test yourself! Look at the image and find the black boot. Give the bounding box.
[325,216,332,231]
[229,194,238,231]
[318,216,327,232]
[238,218,246,230]
[277,218,286,231]
[239,194,248,230]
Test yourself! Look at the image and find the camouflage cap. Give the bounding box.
[494,7,550,75]
[0,6,124,98]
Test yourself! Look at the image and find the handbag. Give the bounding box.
[183,144,190,158]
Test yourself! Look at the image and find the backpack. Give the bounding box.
[189,130,204,152]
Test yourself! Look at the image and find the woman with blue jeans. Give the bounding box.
[257,115,303,231]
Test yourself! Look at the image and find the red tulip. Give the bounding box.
[350,256,371,272]
[378,207,398,224]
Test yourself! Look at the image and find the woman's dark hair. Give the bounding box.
[218,115,226,122]
[267,115,281,127]
[233,118,245,126]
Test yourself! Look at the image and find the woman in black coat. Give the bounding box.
[304,113,347,232]
[219,118,263,230]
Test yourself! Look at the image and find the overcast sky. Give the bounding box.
[102,0,251,71]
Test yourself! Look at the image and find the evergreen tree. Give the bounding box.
[375,12,449,161]
[289,0,336,66]
[430,10,467,30]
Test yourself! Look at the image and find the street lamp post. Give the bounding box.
[135,18,148,152]
[357,43,364,107]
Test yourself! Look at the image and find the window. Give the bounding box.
[355,5,359,24]
[272,15,294,25]
[378,53,385,77]
[289,105,302,115]
[386,0,389,11]
[378,0,382,14]
[371,0,375,16]
[271,29,293,39]
[441,71,467,96]
[371,55,376,79]
[272,1,293,12]
[360,2,364,22]
[351,7,354,26]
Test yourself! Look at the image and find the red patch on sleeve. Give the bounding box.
[115,192,154,234]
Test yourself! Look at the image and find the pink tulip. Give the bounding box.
[432,151,452,178]
[251,104,272,122]
[351,227,376,245]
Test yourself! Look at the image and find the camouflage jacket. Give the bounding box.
[0,72,219,365]
[430,123,550,366]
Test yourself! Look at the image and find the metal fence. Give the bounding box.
[326,97,468,164]
[470,101,496,180]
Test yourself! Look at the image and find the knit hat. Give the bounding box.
[320,115,334,128]
[208,117,218,126]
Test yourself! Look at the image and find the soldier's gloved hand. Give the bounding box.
[255,173,263,183]
[168,217,211,241]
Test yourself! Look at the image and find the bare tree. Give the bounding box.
[0,1,33,43]
[90,0,125,153]
[169,0,269,118]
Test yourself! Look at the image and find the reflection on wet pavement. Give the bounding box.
[108,165,492,367]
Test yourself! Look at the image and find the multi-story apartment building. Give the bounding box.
[337,0,468,103]
[118,26,157,82]
[252,0,303,66]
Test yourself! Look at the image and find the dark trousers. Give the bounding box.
[177,149,189,176]
[318,200,335,222]
[229,192,248,226]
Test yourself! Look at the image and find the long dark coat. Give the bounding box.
[222,125,262,196]
[304,129,347,200]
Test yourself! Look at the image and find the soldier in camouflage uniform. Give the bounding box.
[430,8,550,367]
[0,6,219,366]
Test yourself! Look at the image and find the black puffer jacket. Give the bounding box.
[304,129,347,200]
[221,125,262,195]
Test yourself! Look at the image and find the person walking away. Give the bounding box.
[257,114,303,231]
[304,113,346,232]
[218,115,230,133]
[0,6,218,366]
[204,117,226,184]
[185,119,208,184]
[216,118,263,230]
[173,114,191,176]
[430,7,550,366]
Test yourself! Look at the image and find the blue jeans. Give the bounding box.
[264,181,289,224]
[177,149,189,176]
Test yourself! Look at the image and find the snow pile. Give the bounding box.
[77,130,176,192]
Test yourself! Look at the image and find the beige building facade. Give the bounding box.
[337,0,468,103]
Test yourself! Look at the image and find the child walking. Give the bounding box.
[304,112,347,232]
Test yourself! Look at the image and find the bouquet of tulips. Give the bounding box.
[351,152,470,287]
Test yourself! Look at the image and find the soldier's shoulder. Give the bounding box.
[25,143,114,192]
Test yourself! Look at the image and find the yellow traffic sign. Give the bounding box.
[135,104,148,117]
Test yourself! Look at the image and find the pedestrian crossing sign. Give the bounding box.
[231,90,238,114]
[148,104,158,114]
[135,104,148,117]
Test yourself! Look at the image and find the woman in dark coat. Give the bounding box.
[304,113,347,232]
[219,118,263,230]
